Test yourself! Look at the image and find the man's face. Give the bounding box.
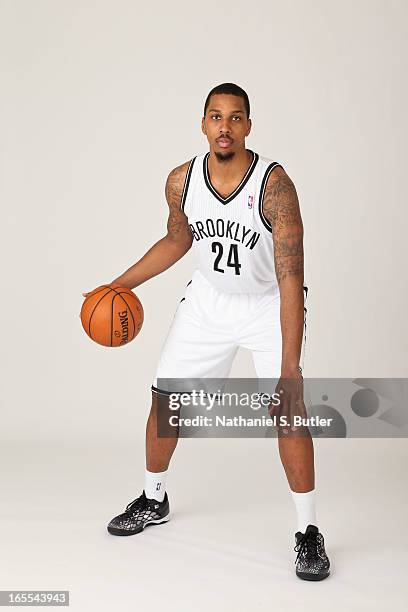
[201,94,251,161]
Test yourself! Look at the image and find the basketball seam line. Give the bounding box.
[110,291,138,346]
[87,288,114,339]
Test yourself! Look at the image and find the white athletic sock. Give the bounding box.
[145,469,167,502]
[290,488,317,533]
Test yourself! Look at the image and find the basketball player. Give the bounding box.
[83,83,330,580]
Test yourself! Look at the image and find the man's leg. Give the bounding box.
[146,391,178,472]
[278,434,314,492]
[241,291,317,531]
[278,433,317,531]
[106,390,174,536]
[236,289,330,578]
[144,391,179,501]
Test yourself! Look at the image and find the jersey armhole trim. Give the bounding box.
[181,157,196,212]
[258,162,283,232]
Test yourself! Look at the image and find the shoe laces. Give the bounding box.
[124,492,148,516]
[294,530,319,562]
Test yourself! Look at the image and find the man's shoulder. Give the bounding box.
[257,153,285,171]
[256,154,290,189]
[164,156,198,207]
[167,160,191,186]
[167,152,203,183]
[165,153,204,202]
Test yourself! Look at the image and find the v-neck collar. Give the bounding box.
[203,149,259,204]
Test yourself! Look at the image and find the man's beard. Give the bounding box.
[214,150,235,163]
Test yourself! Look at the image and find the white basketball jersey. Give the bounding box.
[181,149,282,294]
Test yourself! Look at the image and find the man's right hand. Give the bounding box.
[81,283,122,298]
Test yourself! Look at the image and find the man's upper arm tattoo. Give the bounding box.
[165,164,191,240]
[262,170,304,283]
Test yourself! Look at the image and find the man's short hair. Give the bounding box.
[204,83,250,119]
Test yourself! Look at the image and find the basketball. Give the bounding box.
[80,285,144,347]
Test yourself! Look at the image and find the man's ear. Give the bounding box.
[201,117,206,135]
[246,118,252,137]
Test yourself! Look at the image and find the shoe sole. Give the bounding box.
[107,514,170,536]
[296,570,330,581]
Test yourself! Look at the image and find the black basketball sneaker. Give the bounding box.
[107,490,170,536]
[294,524,330,580]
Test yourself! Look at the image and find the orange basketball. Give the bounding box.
[80,285,144,347]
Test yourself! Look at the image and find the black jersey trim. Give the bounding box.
[258,162,284,232]
[203,149,259,205]
[180,157,196,212]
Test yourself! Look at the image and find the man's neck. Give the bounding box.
[208,147,252,183]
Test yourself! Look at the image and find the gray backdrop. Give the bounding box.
[0,1,407,610]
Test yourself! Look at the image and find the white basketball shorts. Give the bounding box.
[151,269,307,396]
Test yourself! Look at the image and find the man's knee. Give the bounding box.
[149,391,179,438]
